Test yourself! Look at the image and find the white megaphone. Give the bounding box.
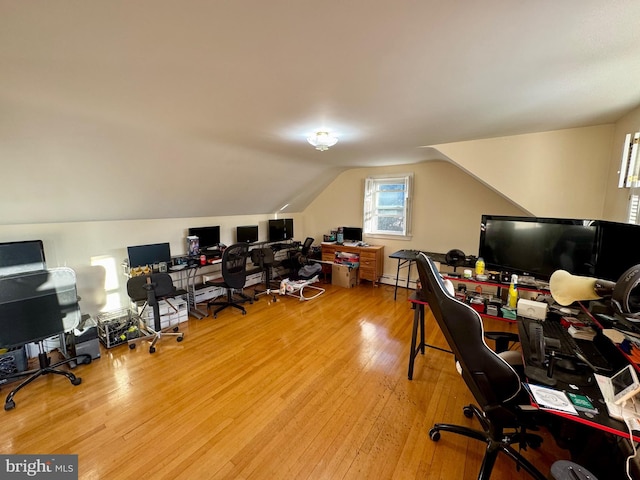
[549,270,616,306]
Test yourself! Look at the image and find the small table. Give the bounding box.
[407,291,452,380]
[390,250,448,300]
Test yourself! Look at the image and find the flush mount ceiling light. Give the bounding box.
[307,131,338,151]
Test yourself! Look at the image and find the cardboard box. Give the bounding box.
[332,264,357,288]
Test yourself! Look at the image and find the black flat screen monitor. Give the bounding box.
[127,242,172,268]
[188,226,221,250]
[236,225,259,244]
[268,219,294,242]
[478,215,597,280]
[0,268,77,349]
[0,240,46,276]
[593,221,640,282]
[342,227,363,242]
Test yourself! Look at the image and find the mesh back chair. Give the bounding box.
[251,247,280,302]
[207,243,253,318]
[416,253,547,480]
[301,237,314,255]
[126,273,184,354]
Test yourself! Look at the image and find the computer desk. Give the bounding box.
[390,250,449,300]
[517,309,640,442]
[408,290,640,441]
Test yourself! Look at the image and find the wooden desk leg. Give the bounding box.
[408,303,425,380]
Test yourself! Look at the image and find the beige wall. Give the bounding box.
[303,160,527,283]
[603,104,640,221]
[431,125,615,219]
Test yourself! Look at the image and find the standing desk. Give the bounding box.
[389,250,449,300]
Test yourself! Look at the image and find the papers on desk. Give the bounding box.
[526,384,578,415]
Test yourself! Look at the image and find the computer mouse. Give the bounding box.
[555,358,579,372]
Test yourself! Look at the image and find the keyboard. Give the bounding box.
[530,319,614,373]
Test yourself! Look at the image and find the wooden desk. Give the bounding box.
[321,243,384,286]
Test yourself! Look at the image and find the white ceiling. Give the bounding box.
[2,1,640,224]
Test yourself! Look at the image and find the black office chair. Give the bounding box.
[416,253,547,480]
[251,247,280,302]
[126,273,184,354]
[207,243,253,318]
[301,237,314,255]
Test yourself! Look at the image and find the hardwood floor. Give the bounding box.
[2,282,571,479]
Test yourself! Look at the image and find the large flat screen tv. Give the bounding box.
[478,215,597,280]
[268,219,293,242]
[188,226,221,250]
[127,242,172,268]
[236,225,259,244]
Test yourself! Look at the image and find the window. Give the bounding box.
[363,174,413,238]
[619,130,640,224]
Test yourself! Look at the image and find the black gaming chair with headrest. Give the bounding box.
[415,253,547,480]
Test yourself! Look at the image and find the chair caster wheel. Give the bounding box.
[463,406,474,418]
[429,429,440,441]
[173,326,179,332]
[177,336,184,342]
[71,377,82,386]
[242,311,247,315]
[4,400,15,411]
[149,347,156,354]
[129,344,136,349]
[214,314,218,319]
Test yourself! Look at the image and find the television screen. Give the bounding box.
[593,221,640,281]
[478,215,597,280]
[342,227,363,242]
[0,240,46,276]
[237,225,259,244]
[268,219,293,242]
[127,242,172,268]
[188,226,221,250]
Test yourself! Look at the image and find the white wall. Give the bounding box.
[0,213,302,309]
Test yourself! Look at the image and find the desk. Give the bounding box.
[518,314,640,442]
[321,243,384,286]
[389,250,449,300]
[406,291,452,379]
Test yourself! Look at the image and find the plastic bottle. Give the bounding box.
[508,274,518,308]
[475,257,485,276]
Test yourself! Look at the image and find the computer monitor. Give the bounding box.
[268,219,294,242]
[236,225,259,244]
[342,227,363,242]
[188,226,221,251]
[0,240,46,276]
[127,242,172,268]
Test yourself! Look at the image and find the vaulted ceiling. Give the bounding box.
[2,1,639,224]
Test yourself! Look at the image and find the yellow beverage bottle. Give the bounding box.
[508,274,518,308]
[475,257,485,276]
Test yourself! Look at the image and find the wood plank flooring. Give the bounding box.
[1,282,571,479]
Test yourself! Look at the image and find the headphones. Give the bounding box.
[612,264,640,314]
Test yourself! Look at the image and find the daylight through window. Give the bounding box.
[363,174,413,238]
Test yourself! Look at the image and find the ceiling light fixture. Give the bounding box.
[307,131,338,151]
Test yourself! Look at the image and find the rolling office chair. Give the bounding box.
[251,247,280,302]
[207,243,253,318]
[416,253,547,480]
[300,237,314,255]
[126,273,184,354]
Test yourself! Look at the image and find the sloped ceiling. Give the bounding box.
[1,1,639,224]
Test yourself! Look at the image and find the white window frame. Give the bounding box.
[363,174,413,240]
